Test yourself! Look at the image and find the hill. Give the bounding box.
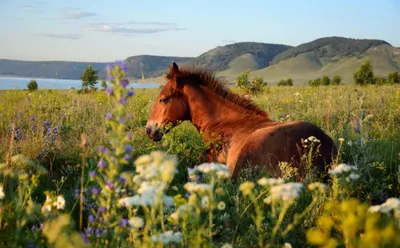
[187,42,292,73]
[1,36,399,84]
[249,37,400,84]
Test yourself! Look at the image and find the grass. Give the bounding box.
[0,75,400,247]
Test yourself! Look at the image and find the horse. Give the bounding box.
[145,62,337,182]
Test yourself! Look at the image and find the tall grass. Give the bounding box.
[0,72,399,247]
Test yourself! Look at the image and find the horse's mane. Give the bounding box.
[165,65,270,119]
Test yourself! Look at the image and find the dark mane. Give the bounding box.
[165,65,270,119]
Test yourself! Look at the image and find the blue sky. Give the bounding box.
[1,0,399,62]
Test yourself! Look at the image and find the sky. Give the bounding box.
[0,0,399,62]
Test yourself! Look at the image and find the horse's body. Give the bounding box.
[145,62,337,181]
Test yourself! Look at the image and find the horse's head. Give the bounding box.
[145,62,190,141]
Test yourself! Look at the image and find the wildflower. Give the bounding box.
[119,117,125,124]
[106,74,113,81]
[120,80,129,88]
[338,138,345,143]
[221,243,233,248]
[308,182,327,193]
[368,198,400,216]
[81,233,90,244]
[0,185,4,200]
[264,182,304,204]
[126,132,133,140]
[163,196,174,207]
[128,90,134,97]
[129,217,144,229]
[239,181,255,196]
[258,177,284,186]
[151,231,183,244]
[124,154,130,161]
[217,201,226,210]
[307,136,320,143]
[345,172,360,182]
[97,159,107,169]
[115,60,127,73]
[85,227,93,235]
[118,218,129,227]
[118,97,127,105]
[91,187,100,196]
[89,171,96,178]
[283,243,292,248]
[105,112,112,120]
[125,144,133,153]
[106,88,113,95]
[201,196,209,209]
[88,214,95,222]
[41,195,53,213]
[184,182,213,194]
[328,163,358,175]
[53,195,66,210]
[95,228,102,236]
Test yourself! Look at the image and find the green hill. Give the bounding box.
[187,42,292,72]
[1,36,399,84]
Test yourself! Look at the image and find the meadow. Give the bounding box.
[0,64,400,247]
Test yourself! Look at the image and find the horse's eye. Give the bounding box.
[159,97,170,103]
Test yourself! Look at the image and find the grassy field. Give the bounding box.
[1,80,400,247]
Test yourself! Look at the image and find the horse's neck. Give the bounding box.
[183,86,265,137]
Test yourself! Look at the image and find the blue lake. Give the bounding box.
[0,77,161,90]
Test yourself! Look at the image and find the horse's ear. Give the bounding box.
[169,62,179,74]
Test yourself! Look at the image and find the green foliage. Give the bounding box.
[331,75,342,85]
[353,60,375,85]
[321,75,331,86]
[236,69,269,95]
[101,80,107,90]
[387,72,400,84]
[309,78,322,86]
[80,65,99,90]
[27,79,38,91]
[277,78,293,86]
[374,75,388,85]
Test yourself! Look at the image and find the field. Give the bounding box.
[1,68,400,247]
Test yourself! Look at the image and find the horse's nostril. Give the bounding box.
[146,127,152,135]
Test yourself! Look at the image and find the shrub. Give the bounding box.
[236,70,269,95]
[331,75,342,85]
[387,72,400,84]
[309,78,322,87]
[353,60,374,85]
[321,75,331,86]
[27,79,38,91]
[277,78,293,86]
[81,64,99,91]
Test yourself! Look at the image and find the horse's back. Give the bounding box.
[231,120,337,180]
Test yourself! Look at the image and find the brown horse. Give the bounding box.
[145,62,337,181]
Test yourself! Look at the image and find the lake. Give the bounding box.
[0,77,161,90]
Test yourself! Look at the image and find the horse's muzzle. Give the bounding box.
[145,125,163,142]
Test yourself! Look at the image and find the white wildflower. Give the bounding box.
[264,182,304,204]
[0,185,4,200]
[368,198,400,215]
[346,172,360,182]
[338,138,345,143]
[201,196,209,209]
[217,201,226,210]
[119,196,140,207]
[283,243,292,248]
[151,231,182,244]
[163,196,174,207]
[53,195,65,210]
[328,163,358,175]
[308,136,320,143]
[221,243,233,248]
[184,182,213,194]
[258,177,284,186]
[129,217,144,229]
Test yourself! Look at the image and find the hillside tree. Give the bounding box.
[387,72,400,84]
[321,76,331,86]
[27,79,38,91]
[353,60,374,85]
[81,65,99,90]
[331,75,342,85]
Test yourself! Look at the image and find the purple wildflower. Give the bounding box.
[85,227,93,235]
[124,154,130,161]
[106,74,113,81]
[31,225,37,232]
[118,218,129,227]
[127,90,134,97]
[115,60,127,72]
[106,181,114,190]
[97,146,110,154]
[97,206,106,216]
[119,176,126,184]
[91,187,100,196]
[98,160,107,169]
[120,80,129,88]
[95,228,102,236]
[125,144,133,153]
[105,64,112,72]
[197,175,201,184]
[106,88,113,95]
[88,214,95,222]
[74,188,79,198]
[89,171,96,178]
[119,117,125,124]
[105,112,112,120]
[126,132,133,140]
[118,97,127,105]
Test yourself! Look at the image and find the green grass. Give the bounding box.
[1,84,400,247]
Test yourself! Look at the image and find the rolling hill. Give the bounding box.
[1,36,399,85]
